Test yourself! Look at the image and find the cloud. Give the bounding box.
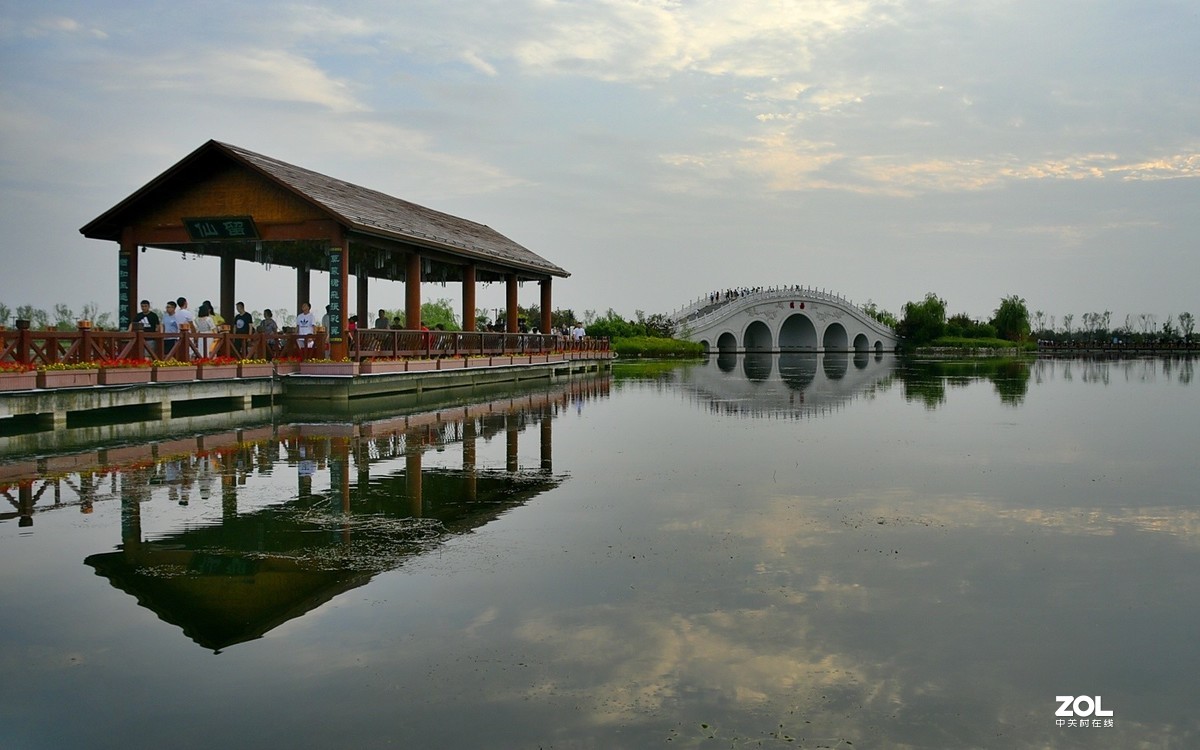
[21,16,108,39]
[507,0,895,81]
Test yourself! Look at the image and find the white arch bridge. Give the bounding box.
[672,287,899,354]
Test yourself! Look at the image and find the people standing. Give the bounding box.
[193,301,216,356]
[374,309,389,329]
[130,299,160,333]
[175,297,195,331]
[162,300,179,359]
[258,308,279,359]
[296,302,316,357]
[233,301,253,357]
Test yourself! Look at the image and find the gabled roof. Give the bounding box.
[81,139,569,278]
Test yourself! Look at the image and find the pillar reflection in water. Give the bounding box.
[0,374,614,651]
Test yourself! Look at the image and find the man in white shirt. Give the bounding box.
[174,297,195,329]
[295,301,316,355]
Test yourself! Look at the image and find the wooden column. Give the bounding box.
[506,273,519,333]
[357,271,370,330]
[463,415,477,501]
[406,439,423,518]
[540,407,553,474]
[462,264,477,332]
[406,253,422,329]
[540,278,552,334]
[219,251,236,323]
[119,228,138,331]
[506,413,519,473]
[297,266,311,313]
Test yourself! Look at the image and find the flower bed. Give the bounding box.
[273,358,302,375]
[359,359,407,375]
[37,368,99,389]
[405,359,437,372]
[437,358,466,370]
[0,370,37,391]
[237,360,274,378]
[196,357,239,380]
[98,367,152,385]
[152,361,197,382]
[298,360,359,376]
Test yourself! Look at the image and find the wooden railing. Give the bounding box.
[0,325,609,367]
[349,330,610,360]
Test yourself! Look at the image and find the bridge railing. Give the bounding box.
[348,331,609,359]
[675,286,895,336]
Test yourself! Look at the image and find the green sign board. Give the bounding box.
[328,247,343,341]
[182,216,260,241]
[118,253,131,330]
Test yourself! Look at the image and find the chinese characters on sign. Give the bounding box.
[328,247,343,341]
[118,253,131,330]
[1055,719,1115,728]
[182,216,260,241]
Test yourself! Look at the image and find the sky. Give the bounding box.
[1,0,1197,328]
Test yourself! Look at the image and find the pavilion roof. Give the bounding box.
[81,139,569,278]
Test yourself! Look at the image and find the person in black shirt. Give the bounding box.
[131,299,161,357]
[131,299,160,333]
[233,301,254,356]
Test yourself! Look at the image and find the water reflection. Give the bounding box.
[681,352,896,418]
[1,377,608,652]
[896,356,1033,408]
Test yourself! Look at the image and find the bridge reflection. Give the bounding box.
[686,352,896,418]
[1,376,608,651]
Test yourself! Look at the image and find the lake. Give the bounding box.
[1,355,1197,749]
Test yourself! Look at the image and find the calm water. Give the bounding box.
[1,355,1197,749]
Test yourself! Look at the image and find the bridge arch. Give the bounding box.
[674,287,899,353]
[743,321,773,352]
[823,323,849,352]
[779,314,818,351]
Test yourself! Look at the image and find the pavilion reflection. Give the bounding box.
[0,376,608,652]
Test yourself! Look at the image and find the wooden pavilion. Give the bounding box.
[80,140,569,358]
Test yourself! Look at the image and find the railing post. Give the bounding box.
[16,320,31,365]
[78,322,93,364]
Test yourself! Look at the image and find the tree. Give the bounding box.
[419,298,460,330]
[864,300,899,328]
[990,296,1029,341]
[53,304,76,330]
[0,303,10,327]
[1179,312,1195,343]
[897,293,947,345]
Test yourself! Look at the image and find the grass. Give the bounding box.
[611,336,705,358]
[927,336,1037,351]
